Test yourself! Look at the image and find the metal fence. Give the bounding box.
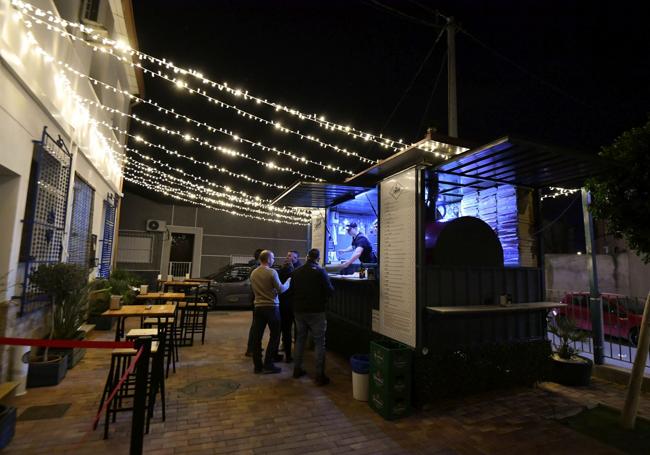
[547,294,649,369]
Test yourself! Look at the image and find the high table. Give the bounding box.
[136,292,197,346]
[102,303,178,341]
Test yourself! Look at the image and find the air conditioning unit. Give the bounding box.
[146,219,166,232]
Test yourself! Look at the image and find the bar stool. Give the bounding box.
[185,302,208,344]
[143,313,178,377]
[97,335,165,438]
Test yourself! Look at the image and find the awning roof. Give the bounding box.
[271,182,372,208]
[435,136,608,190]
[345,137,472,186]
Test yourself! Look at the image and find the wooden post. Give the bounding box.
[621,291,650,429]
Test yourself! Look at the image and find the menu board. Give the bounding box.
[310,209,326,265]
[378,168,417,347]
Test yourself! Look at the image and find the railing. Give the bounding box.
[230,255,252,265]
[168,261,192,278]
[547,294,649,370]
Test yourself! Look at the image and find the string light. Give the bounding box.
[541,187,580,201]
[27,43,342,180]
[124,172,309,225]
[12,3,387,164]
[125,163,310,224]
[73,91,354,177]
[14,19,312,223]
[125,151,309,217]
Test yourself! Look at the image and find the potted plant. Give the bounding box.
[107,269,142,305]
[86,278,114,330]
[548,316,593,386]
[26,263,88,386]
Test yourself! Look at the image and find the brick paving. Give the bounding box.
[5,311,650,454]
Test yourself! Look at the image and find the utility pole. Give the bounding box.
[447,17,458,138]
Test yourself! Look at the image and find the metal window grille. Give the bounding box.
[98,194,117,278]
[68,176,95,267]
[20,127,73,315]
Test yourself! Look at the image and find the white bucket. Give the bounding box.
[352,371,369,401]
[140,284,149,294]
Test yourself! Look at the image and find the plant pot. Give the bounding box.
[550,354,593,386]
[26,355,67,388]
[88,315,115,331]
[0,404,16,449]
[50,332,86,369]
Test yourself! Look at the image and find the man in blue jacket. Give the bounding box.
[290,248,334,385]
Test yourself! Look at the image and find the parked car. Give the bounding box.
[198,262,283,310]
[554,292,642,346]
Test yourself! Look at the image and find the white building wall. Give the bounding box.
[0,0,140,385]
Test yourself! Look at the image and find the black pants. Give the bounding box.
[252,306,281,370]
[279,298,294,359]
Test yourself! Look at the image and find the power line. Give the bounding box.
[458,27,595,110]
[380,26,447,133]
[417,49,447,135]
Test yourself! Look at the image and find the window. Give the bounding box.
[98,195,117,278]
[117,234,154,264]
[20,128,73,314]
[68,176,95,267]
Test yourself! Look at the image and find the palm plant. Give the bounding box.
[549,316,590,360]
[29,263,88,361]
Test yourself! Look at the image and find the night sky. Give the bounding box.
[128,0,649,207]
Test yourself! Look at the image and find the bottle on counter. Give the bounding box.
[359,267,366,279]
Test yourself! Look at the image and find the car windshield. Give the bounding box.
[206,264,250,283]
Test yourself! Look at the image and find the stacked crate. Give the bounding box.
[369,340,412,420]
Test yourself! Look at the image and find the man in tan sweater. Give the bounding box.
[249,250,291,374]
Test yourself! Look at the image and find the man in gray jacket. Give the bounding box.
[250,250,290,374]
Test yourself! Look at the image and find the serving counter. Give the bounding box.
[325,274,378,358]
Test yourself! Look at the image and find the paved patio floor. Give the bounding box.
[5,311,649,454]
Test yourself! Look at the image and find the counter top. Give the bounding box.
[329,274,376,282]
[426,302,565,315]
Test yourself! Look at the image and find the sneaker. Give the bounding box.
[262,365,282,374]
[292,367,306,379]
[314,375,330,386]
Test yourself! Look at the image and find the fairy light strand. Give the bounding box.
[13,3,387,163]
[125,153,309,217]
[124,172,309,225]
[72,91,353,177]
[125,164,310,223]
[540,187,580,201]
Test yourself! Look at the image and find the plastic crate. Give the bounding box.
[369,386,411,420]
[370,368,410,395]
[370,339,412,376]
[368,339,412,420]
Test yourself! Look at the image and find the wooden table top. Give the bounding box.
[102,303,177,318]
[135,292,186,300]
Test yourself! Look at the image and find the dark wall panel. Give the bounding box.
[202,236,307,257]
[172,205,197,227]
[118,191,309,278]
[119,192,173,230]
[197,207,307,239]
[200,255,231,276]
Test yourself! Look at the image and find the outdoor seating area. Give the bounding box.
[3,310,650,454]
